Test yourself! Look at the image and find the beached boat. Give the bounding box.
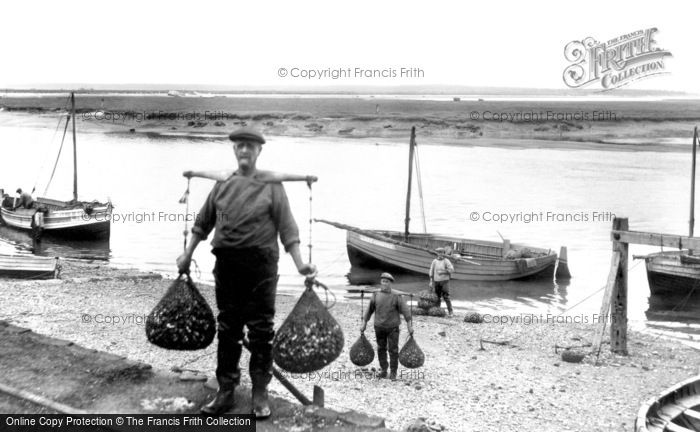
[317,127,561,281]
[0,254,57,279]
[644,127,700,298]
[635,374,700,432]
[0,93,112,240]
[645,251,700,298]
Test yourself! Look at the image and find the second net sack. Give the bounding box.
[272,285,344,373]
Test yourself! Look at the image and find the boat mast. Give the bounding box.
[690,127,698,243]
[404,126,416,241]
[71,92,78,202]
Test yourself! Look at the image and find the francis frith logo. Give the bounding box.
[563,28,672,90]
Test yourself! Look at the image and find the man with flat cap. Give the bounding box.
[177,127,316,419]
[429,247,454,316]
[360,272,413,380]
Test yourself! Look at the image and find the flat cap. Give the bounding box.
[435,247,446,253]
[380,272,395,282]
[228,127,266,144]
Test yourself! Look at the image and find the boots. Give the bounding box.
[377,369,388,379]
[389,369,397,381]
[201,386,236,415]
[251,379,271,419]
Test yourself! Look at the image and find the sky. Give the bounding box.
[1,0,697,93]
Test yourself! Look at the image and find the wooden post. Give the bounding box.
[689,126,697,254]
[555,246,572,280]
[592,251,620,357]
[313,385,325,407]
[610,218,629,355]
[71,92,78,202]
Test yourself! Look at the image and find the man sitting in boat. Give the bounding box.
[429,247,454,316]
[13,188,34,210]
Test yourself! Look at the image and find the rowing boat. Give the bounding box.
[0,254,57,279]
[636,374,700,432]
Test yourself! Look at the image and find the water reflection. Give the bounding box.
[0,224,111,260]
[345,265,567,313]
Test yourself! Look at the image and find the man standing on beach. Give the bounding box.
[176,127,316,419]
[429,247,454,316]
[360,272,413,380]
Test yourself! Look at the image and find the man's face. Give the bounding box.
[233,140,261,170]
[380,278,392,289]
[437,252,445,260]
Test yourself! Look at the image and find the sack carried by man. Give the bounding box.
[399,335,425,368]
[349,331,375,366]
[146,273,216,350]
[273,285,344,373]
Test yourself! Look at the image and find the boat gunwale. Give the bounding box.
[635,374,700,432]
[354,229,556,261]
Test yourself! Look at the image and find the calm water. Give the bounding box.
[0,118,698,345]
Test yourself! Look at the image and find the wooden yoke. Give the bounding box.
[183,169,318,184]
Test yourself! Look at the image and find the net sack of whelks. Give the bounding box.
[417,289,440,309]
[349,331,375,366]
[273,286,344,373]
[399,335,425,368]
[146,273,216,350]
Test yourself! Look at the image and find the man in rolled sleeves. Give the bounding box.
[429,247,454,316]
[360,272,413,380]
[177,127,316,419]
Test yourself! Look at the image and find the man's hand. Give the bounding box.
[429,280,434,290]
[297,263,317,277]
[407,323,414,336]
[176,253,192,274]
[183,170,194,178]
[305,175,318,187]
[360,322,366,332]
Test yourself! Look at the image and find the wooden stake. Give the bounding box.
[71,92,78,202]
[555,246,572,280]
[313,385,325,407]
[592,251,620,357]
[610,218,629,355]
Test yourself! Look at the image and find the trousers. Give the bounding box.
[212,248,278,389]
[434,280,453,313]
[374,326,399,372]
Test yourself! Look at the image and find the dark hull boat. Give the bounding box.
[645,251,700,298]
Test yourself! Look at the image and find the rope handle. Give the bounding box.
[307,180,313,263]
[305,277,336,309]
[177,178,201,279]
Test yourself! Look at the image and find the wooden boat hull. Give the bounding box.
[1,199,111,240]
[645,252,700,298]
[0,254,57,279]
[347,230,557,281]
[635,374,700,432]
